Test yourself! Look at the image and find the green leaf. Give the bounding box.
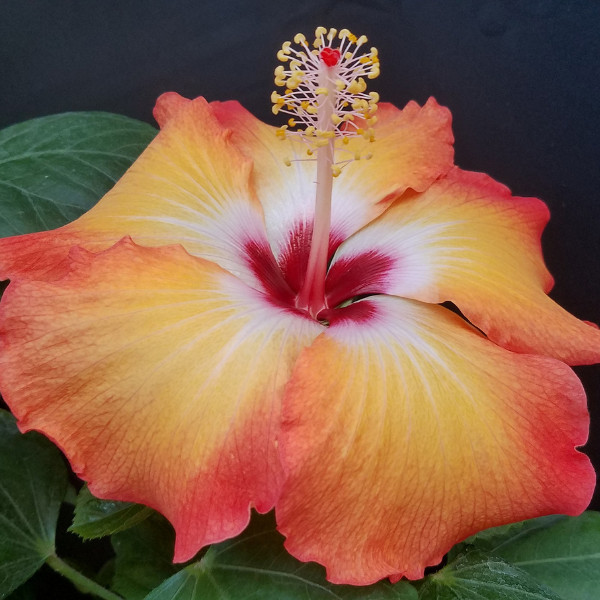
[488,512,600,600]
[0,410,68,598]
[111,514,180,600]
[0,112,156,237]
[144,512,417,600]
[69,485,153,539]
[447,515,564,562]
[418,551,564,600]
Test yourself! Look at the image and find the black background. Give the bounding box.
[1,0,599,596]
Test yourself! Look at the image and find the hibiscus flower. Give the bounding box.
[0,27,597,585]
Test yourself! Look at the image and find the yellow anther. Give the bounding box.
[342,137,350,145]
[315,87,329,96]
[347,78,367,94]
[342,101,349,107]
[359,56,371,64]
[368,102,378,113]
[343,113,355,121]
[311,49,319,55]
[313,138,329,148]
[284,88,293,95]
[367,116,378,126]
[327,28,338,41]
[357,35,368,46]
[331,114,342,125]
[274,65,285,77]
[369,91,380,103]
[365,152,373,160]
[347,80,361,94]
[282,41,292,52]
[315,26,327,38]
[356,128,364,135]
[271,91,281,103]
[348,33,357,43]
[286,78,301,90]
[277,50,290,62]
[361,127,375,142]
[290,60,302,70]
[338,28,350,39]
[307,148,313,156]
[345,52,353,59]
[284,157,292,167]
[275,78,286,87]
[305,126,315,136]
[272,105,281,115]
[288,118,296,127]
[368,67,380,79]
[354,151,361,160]
[294,33,306,44]
[332,165,342,177]
[370,47,379,57]
[313,38,322,48]
[306,105,318,115]
[335,79,345,91]
[352,99,369,110]
[301,101,310,111]
[275,126,287,139]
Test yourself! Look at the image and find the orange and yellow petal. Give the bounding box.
[327,167,600,365]
[0,238,322,561]
[153,90,191,126]
[0,94,273,294]
[212,98,453,291]
[276,296,594,585]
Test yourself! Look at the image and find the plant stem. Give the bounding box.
[296,62,337,317]
[46,553,123,600]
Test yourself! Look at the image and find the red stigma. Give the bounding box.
[320,47,340,67]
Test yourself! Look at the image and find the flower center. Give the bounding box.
[272,27,380,320]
